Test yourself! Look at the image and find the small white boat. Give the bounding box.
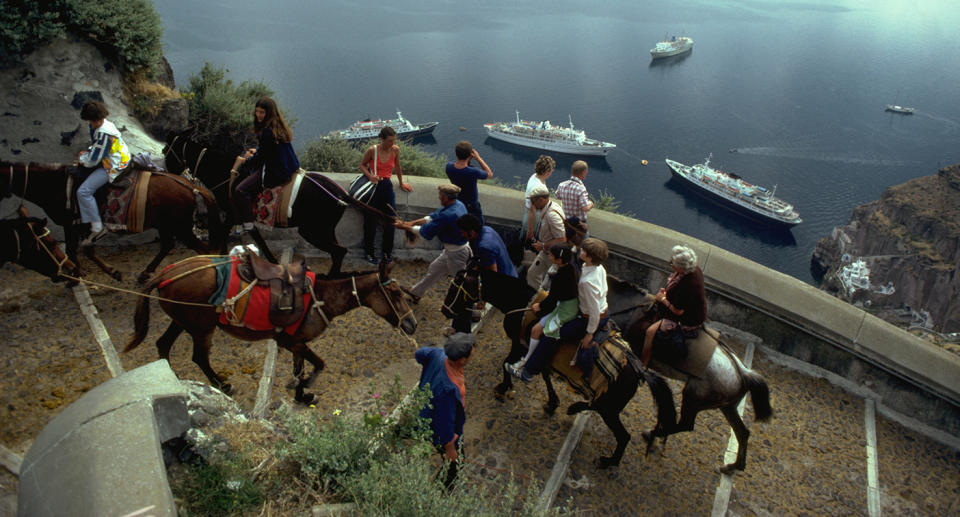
[326,111,438,141]
[650,35,693,59]
[885,104,915,114]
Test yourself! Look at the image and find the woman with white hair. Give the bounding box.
[640,244,707,366]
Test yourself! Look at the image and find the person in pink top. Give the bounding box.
[359,126,413,263]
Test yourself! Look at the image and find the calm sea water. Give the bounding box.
[156,0,960,284]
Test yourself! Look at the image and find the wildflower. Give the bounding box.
[333,408,342,416]
[372,393,380,399]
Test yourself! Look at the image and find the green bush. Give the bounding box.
[0,1,66,64]
[1,0,164,72]
[299,136,363,173]
[63,0,163,71]
[185,63,275,154]
[170,452,263,517]
[299,137,449,177]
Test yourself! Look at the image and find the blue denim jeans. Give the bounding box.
[77,167,109,224]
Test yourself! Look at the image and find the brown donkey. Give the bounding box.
[125,257,417,403]
[1,161,226,283]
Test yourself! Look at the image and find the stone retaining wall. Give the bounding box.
[290,172,960,437]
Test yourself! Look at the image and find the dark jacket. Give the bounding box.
[538,263,578,316]
[664,266,707,327]
[245,127,300,186]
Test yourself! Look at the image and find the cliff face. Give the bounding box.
[811,165,960,333]
[0,36,183,164]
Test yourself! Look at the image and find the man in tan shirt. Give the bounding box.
[525,184,566,290]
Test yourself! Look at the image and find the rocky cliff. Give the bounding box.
[811,164,960,333]
[0,36,185,164]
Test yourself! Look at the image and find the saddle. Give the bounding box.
[550,329,632,401]
[652,324,719,379]
[237,251,311,328]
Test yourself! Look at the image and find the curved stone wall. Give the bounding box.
[288,173,960,437]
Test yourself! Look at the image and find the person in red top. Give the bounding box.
[640,244,708,366]
[359,126,413,264]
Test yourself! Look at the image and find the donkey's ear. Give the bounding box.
[17,205,29,218]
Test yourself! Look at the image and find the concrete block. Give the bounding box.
[19,360,188,517]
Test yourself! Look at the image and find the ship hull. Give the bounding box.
[336,121,438,142]
[650,46,693,58]
[667,161,801,227]
[484,129,614,156]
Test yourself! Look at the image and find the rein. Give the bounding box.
[17,220,72,275]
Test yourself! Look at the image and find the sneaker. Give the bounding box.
[504,363,533,383]
[80,227,109,247]
[365,253,379,264]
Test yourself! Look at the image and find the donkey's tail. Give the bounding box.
[124,275,162,352]
[743,369,773,422]
[640,367,677,430]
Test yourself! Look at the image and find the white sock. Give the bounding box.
[90,222,103,232]
[242,222,255,230]
[520,337,540,365]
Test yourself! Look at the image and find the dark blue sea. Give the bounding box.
[156,0,960,284]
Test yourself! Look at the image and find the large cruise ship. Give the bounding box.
[650,35,694,59]
[483,111,616,156]
[326,111,438,141]
[666,155,802,226]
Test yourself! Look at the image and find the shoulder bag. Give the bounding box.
[349,145,378,204]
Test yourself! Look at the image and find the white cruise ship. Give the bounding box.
[326,111,438,141]
[666,155,802,226]
[650,36,694,59]
[483,111,616,156]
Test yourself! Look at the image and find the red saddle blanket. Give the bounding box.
[253,185,284,227]
[101,169,150,232]
[218,257,315,335]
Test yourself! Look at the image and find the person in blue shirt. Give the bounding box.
[395,184,470,303]
[416,331,474,489]
[456,214,518,278]
[445,141,492,223]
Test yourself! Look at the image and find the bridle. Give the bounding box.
[442,269,482,316]
[306,272,414,330]
[371,275,415,329]
[163,135,229,191]
[10,219,72,277]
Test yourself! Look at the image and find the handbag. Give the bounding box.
[348,144,378,204]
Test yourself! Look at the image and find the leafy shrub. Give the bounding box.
[185,63,275,154]
[299,136,362,173]
[169,452,263,517]
[0,1,66,65]
[63,0,163,71]
[299,137,449,177]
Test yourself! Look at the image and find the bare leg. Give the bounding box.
[641,319,663,366]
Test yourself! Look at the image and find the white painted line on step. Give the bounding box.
[0,443,23,476]
[72,284,124,378]
[865,399,880,517]
[538,412,591,512]
[711,340,755,517]
[252,248,293,418]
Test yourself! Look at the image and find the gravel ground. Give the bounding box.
[1,243,958,515]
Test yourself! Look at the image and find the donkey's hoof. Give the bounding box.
[297,392,316,405]
[566,401,589,415]
[718,462,743,475]
[218,383,234,396]
[542,401,558,415]
[598,456,620,469]
[136,272,151,285]
[110,270,123,282]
